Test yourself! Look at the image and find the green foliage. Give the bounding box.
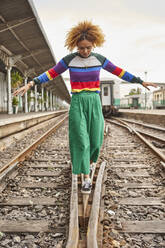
[38,99,44,104]
[38,95,43,104]
[12,96,19,106]
[11,71,23,89]
[44,91,47,101]
[27,90,34,103]
[129,87,142,95]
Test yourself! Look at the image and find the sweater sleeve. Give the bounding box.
[102,58,143,84]
[33,58,68,85]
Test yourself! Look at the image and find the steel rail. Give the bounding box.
[87,161,106,248]
[0,114,68,180]
[119,118,165,132]
[134,129,165,143]
[66,124,108,247]
[66,174,79,248]
[115,118,165,143]
[107,118,165,162]
[108,119,165,143]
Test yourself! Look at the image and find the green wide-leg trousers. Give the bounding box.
[69,92,104,175]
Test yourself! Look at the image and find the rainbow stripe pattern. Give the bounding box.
[33,52,143,93]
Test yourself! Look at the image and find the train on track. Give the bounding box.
[100,79,120,117]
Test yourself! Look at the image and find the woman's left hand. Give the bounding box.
[142,82,158,90]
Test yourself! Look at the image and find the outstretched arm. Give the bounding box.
[13,58,68,96]
[142,82,157,90]
[13,81,34,96]
[102,58,157,90]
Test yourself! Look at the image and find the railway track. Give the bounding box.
[109,118,165,163]
[103,119,165,247]
[66,161,106,248]
[0,114,70,247]
[0,112,68,169]
[0,112,108,248]
[115,117,165,145]
[0,114,165,247]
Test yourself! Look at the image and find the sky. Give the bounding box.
[32,0,165,97]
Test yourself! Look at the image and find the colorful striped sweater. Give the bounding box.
[33,52,143,93]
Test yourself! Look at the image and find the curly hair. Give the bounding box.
[65,21,105,51]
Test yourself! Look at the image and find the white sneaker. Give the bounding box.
[81,180,92,194]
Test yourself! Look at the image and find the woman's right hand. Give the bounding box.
[13,81,34,96]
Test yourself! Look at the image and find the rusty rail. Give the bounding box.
[107,118,165,162]
[0,114,68,180]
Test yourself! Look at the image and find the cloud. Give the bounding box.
[134,34,165,48]
[34,0,165,25]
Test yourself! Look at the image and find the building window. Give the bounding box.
[104,87,108,96]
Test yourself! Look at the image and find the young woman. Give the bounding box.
[14,21,157,193]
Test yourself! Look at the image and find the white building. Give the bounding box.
[120,92,154,109]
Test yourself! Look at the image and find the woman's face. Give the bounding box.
[77,39,93,58]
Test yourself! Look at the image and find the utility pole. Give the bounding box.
[144,71,147,109]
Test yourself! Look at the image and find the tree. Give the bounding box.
[11,71,23,113]
[12,96,19,106]
[11,71,23,89]
[129,87,142,95]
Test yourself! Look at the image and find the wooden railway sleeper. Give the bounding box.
[66,161,106,248]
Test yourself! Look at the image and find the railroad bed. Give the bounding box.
[0,113,68,169]
[116,117,165,144]
[0,113,106,248]
[0,115,165,247]
[103,120,165,248]
[0,118,71,247]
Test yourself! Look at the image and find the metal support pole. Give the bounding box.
[50,91,52,111]
[29,90,32,112]
[56,96,59,109]
[54,95,57,110]
[24,77,28,113]
[46,90,49,111]
[52,94,55,110]
[144,71,147,109]
[6,56,25,114]
[52,93,54,110]
[7,66,13,114]
[34,85,38,112]
[41,87,44,111]
[54,94,56,110]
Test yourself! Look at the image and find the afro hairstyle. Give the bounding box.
[65,20,105,51]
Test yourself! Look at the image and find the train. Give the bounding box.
[100,79,120,117]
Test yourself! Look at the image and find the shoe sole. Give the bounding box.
[81,190,91,194]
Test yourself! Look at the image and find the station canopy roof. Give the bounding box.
[0,0,70,103]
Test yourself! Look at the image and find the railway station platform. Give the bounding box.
[119,109,165,127]
[0,110,68,139]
